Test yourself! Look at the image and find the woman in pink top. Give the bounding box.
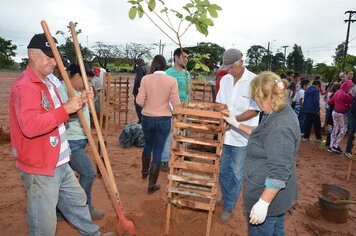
[328,79,353,153]
[136,55,180,194]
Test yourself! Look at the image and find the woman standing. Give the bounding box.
[136,55,180,194]
[328,79,353,153]
[224,71,300,235]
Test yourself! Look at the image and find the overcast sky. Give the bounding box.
[1,0,355,65]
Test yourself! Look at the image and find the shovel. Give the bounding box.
[41,20,135,235]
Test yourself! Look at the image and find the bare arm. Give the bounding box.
[260,188,280,203]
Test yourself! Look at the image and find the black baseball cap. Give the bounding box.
[27,33,58,58]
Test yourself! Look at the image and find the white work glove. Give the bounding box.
[224,112,240,128]
[249,198,270,225]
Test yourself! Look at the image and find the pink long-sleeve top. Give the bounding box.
[136,71,181,117]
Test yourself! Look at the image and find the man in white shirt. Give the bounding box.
[216,48,260,222]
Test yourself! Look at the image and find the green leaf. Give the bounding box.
[207,7,217,18]
[185,3,194,8]
[138,8,144,17]
[160,7,168,13]
[127,0,137,5]
[210,4,222,10]
[201,64,210,71]
[148,0,156,11]
[128,7,138,20]
[194,64,201,70]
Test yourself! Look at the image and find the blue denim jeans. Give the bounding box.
[247,213,285,236]
[219,144,247,212]
[141,115,172,164]
[161,136,172,162]
[19,163,100,236]
[68,139,96,208]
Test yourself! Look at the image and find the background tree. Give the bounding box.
[186,42,225,71]
[56,22,92,64]
[120,43,153,69]
[246,45,267,67]
[287,44,305,72]
[19,58,28,69]
[92,41,121,69]
[270,52,285,72]
[313,63,338,82]
[305,58,313,76]
[0,37,16,69]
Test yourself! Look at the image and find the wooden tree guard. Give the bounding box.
[165,102,228,236]
[192,80,213,102]
[107,74,130,127]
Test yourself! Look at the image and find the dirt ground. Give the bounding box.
[0,71,355,236]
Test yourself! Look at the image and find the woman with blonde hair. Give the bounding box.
[225,71,300,235]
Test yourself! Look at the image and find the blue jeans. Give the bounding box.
[161,136,172,162]
[68,139,96,208]
[141,115,171,164]
[247,213,285,236]
[219,144,247,212]
[19,163,100,236]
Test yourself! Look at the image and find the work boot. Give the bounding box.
[142,153,151,179]
[147,163,161,194]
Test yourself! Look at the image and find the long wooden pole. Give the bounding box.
[68,21,135,234]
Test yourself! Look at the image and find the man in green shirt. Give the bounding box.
[166,48,191,102]
[161,48,191,171]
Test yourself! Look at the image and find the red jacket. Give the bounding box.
[9,67,69,176]
[214,69,228,102]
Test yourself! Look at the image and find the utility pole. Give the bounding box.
[344,10,356,59]
[281,45,289,67]
[267,42,270,70]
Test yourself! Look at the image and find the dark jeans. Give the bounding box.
[346,116,356,153]
[134,97,143,124]
[303,113,322,140]
[247,213,285,236]
[298,112,306,134]
[68,139,96,208]
[141,115,171,164]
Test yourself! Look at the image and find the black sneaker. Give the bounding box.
[344,152,352,158]
[327,147,333,153]
[331,146,343,154]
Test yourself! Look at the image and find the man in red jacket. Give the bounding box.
[9,33,114,236]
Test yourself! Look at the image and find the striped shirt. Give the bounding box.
[43,79,71,166]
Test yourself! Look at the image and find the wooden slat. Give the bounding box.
[173,120,222,132]
[168,174,215,187]
[168,187,214,198]
[173,135,221,147]
[170,161,218,173]
[172,148,218,160]
[174,106,225,119]
[168,198,211,211]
